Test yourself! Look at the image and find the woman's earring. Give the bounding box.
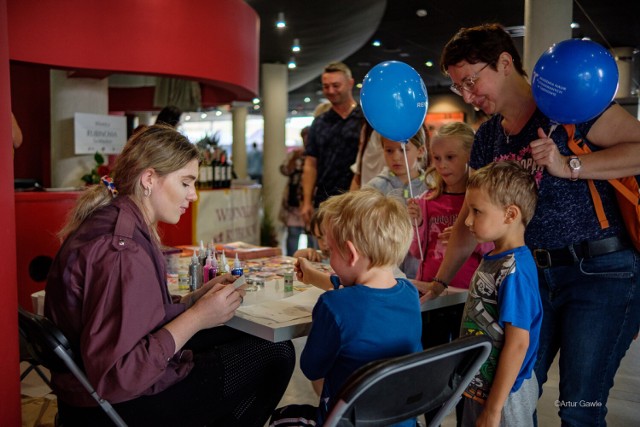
[144,187,151,197]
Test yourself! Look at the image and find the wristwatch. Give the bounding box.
[568,155,581,181]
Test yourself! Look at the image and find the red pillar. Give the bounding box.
[0,0,22,424]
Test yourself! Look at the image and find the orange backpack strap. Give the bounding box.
[563,124,610,229]
[587,179,610,228]
[608,177,639,205]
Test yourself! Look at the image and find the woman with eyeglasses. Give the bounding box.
[420,23,640,426]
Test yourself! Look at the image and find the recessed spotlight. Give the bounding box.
[416,9,427,17]
[253,105,260,110]
[252,98,260,104]
[356,83,362,89]
[200,113,207,119]
[184,115,191,121]
[372,40,381,47]
[292,38,301,52]
[276,12,286,28]
[303,97,311,103]
[570,22,580,29]
[425,61,434,67]
[288,57,297,69]
[215,110,222,117]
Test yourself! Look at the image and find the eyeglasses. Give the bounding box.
[449,63,491,96]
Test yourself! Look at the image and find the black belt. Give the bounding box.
[533,235,630,269]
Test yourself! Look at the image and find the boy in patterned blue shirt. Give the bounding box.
[459,161,542,427]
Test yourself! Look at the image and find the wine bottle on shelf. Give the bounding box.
[220,150,231,188]
[197,161,208,189]
[205,159,213,188]
[225,154,232,188]
[213,151,222,189]
[219,151,227,188]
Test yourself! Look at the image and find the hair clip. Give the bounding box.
[101,175,119,198]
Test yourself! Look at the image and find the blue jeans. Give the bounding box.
[285,226,304,256]
[534,248,640,426]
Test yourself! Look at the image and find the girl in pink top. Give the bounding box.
[408,122,492,348]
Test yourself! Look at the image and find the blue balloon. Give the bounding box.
[360,61,428,142]
[532,39,618,124]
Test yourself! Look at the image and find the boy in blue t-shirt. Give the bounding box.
[459,161,542,427]
[296,188,423,426]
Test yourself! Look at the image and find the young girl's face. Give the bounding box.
[430,136,470,193]
[313,223,330,257]
[381,138,424,180]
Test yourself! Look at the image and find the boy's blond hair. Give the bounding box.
[467,160,538,225]
[319,188,412,267]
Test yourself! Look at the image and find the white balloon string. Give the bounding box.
[402,143,424,263]
[548,123,558,138]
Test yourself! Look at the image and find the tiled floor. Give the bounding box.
[21,331,640,426]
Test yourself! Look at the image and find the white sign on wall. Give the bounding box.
[74,113,126,154]
[195,187,261,245]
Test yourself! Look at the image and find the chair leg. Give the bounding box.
[21,362,52,388]
[33,365,52,388]
[20,364,35,381]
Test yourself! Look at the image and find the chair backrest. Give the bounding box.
[18,306,75,373]
[18,307,128,427]
[324,335,492,427]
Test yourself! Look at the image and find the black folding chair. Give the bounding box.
[18,307,127,427]
[19,329,52,387]
[324,335,492,427]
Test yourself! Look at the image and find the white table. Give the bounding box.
[223,280,469,342]
[35,281,469,343]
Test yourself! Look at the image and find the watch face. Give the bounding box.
[569,157,581,169]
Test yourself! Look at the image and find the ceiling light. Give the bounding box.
[276,12,286,28]
[184,115,191,121]
[215,110,222,117]
[253,105,260,110]
[200,113,207,119]
[288,57,297,69]
[570,22,580,29]
[416,9,427,17]
[252,98,260,104]
[372,40,381,47]
[425,61,433,67]
[303,97,311,103]
[504,25,525,38]
[292,38,301,52]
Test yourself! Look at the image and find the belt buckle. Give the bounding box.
[533,249,552,269]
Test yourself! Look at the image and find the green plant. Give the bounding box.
[81,152,110,185]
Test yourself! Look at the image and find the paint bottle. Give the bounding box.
[283,270,294,293]
[198,240,207,266]
[220,251,230,274]
[210,253,218,279]
[203,255,216,282]
[231,254,243,277]
[188,250,203,292]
